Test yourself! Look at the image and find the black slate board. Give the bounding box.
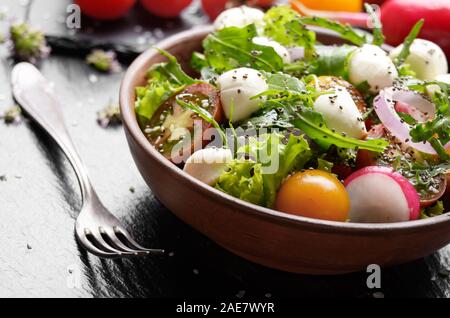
[0,0,449,298]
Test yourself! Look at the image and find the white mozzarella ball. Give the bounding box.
[313,86,367,139]
[435,74,450,84]
[213,6,265,32]
[183,148,233,186]
[349,44,398,93]
[253,36,291,64]
[389,39,448,80]
[217,67,268,123]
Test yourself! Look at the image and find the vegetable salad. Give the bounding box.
[135,5,450,223]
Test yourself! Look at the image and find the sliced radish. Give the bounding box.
[344,166,420,223]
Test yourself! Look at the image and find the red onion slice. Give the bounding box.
[373,88,449,155]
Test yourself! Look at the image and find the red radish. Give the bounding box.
[344,166,420,223]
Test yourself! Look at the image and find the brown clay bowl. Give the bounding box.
[120,26,450,274]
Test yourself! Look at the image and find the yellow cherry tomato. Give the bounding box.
[275,170,350,222]
[292,0,362,13]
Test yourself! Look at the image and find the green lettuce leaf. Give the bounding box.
[290,105,388,152]
[264,71,306,93]
[135,49,196,127]
[314,45,356,78]
[203,24,284,73]
[263,6,316,60]
[215,160,265,206]
[238,132,312,207]
[299,16,367,46]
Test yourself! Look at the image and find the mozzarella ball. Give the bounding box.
[183,148,233,186]
[213,6,265,32]
[217,67,268,123]
[349,44,398,93]
[389,39,448,80]
[253,36,291,64]
[313,86,367,139]
[435,74,450,84]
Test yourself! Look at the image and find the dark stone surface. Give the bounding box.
[0,0,449,298]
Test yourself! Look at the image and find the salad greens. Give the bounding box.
[217,132,311,207]
[409,81,450,161]
[203,24,284,73]
[135,50,196,127]
[364,3,385,46]
[136,4,449,219]
[263,6,316,60]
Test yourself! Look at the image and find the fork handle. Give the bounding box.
[12,63,96,203]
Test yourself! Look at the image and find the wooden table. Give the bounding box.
[0,0,449,298]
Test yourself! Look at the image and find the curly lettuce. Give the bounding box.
[216,132,312,207]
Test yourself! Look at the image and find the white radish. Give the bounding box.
[344,166,420,223]
[183,148,232,186]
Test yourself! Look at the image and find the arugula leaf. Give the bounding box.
[290,105,388,152]
[364,3,384,46]
[240,108,295,130]
[135,49,195,127]
[299,17,367,46]
[263,71,306,93]
[149,49,196,86]
[408,81,450,161]
[397,112,417,125]
[175,97,227,146]
[190,52,208,72]
[393,19,424,67]
[263,5,316,59]
[313,45,357,78]
[285,45,356,78]
[203,24,284,72]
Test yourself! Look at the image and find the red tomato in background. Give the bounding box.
[75,0,136,20]
[201,0,274,20]
[140,0,193,18]
[201,0,229,20]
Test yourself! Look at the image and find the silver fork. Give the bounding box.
[12,62,164,258]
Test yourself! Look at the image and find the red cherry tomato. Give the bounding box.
[140,0,192,18]
[201,0,228,20]
[75,0,136,20]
